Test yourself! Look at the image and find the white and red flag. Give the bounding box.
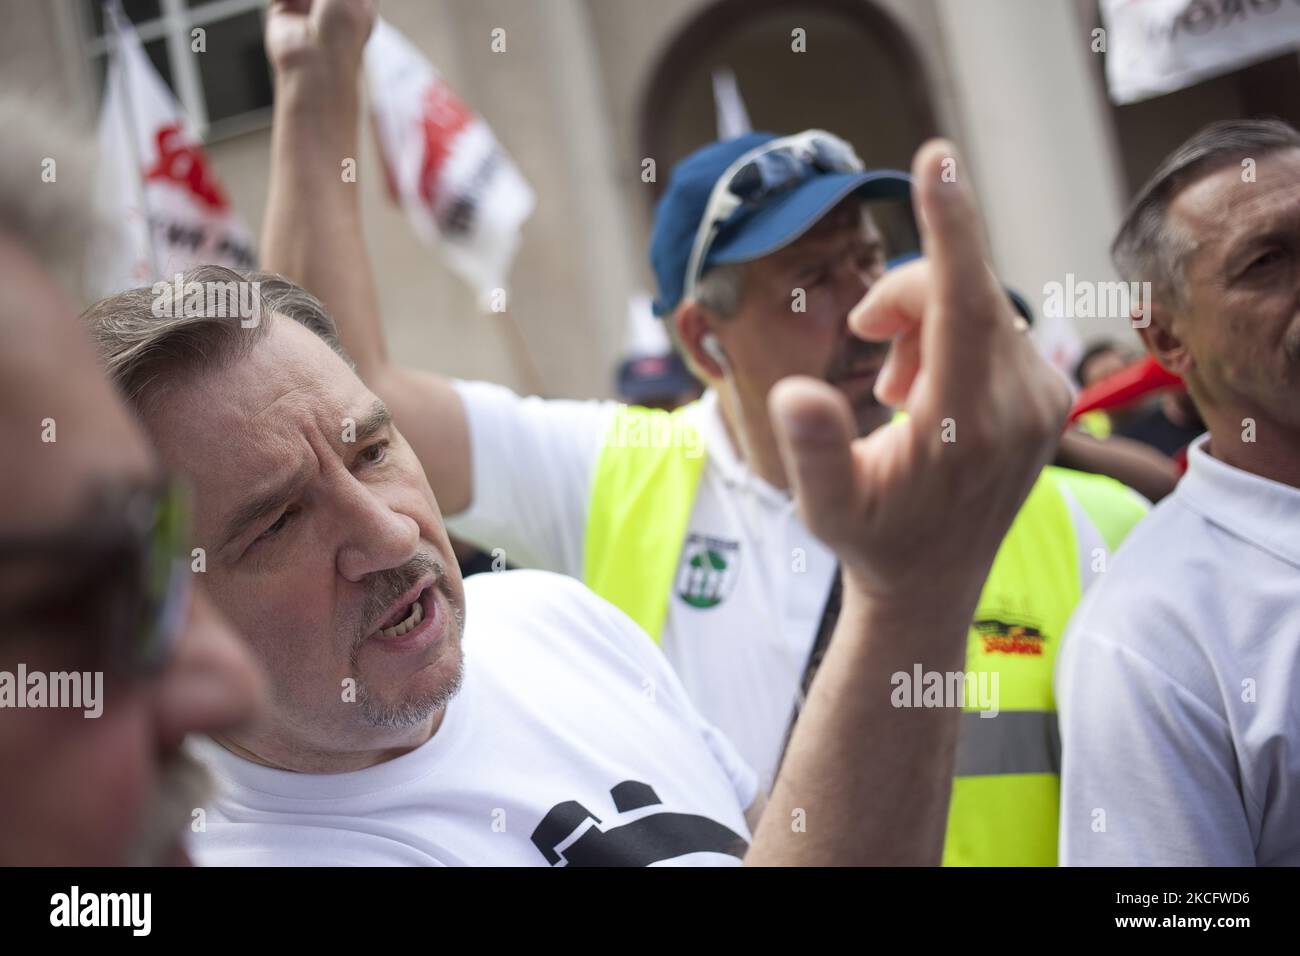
[364,18,534,307]
[1103,0,1300,105]
[90,4,255,298]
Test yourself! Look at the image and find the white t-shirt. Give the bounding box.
[449,382,1117,793]
[1057,434,1300,866]
[187,570,756,867]
[448,383,839,791]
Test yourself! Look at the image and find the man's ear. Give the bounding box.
[1136,295,1194,379]
[676,301,726,380]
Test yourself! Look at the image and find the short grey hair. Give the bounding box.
[693,261,747,319]
[82,265,351,417]
[666,262,748,378]
[1111,118,1300,303]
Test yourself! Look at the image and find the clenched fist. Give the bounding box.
[265,0,376,77]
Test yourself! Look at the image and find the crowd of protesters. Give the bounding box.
[2,0,1297,867]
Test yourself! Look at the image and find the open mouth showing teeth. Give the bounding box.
[374,594,425,639]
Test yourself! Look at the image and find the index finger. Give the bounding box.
[911,140,1004,330]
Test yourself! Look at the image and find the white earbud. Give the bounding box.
[701,333,729,372]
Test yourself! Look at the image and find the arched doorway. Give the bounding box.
[639,0,937,195]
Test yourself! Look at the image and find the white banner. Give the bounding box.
[365,18,535,306]
[1103,0,1300,105]
[91,9,255,298]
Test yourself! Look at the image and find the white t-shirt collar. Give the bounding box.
[191,686,471,801]
[1177,432,1300,569]
[688,388,792,510]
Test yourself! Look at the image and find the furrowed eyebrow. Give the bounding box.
[352,400,393,446]
[796,257,833,279]
[796,238,882,279]
[219,466,309,552]
[1223,198,1300,250]
[216,403,389,553]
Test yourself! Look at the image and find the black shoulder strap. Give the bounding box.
[774,566,843,774]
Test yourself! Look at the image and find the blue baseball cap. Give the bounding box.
[650,132,912,317]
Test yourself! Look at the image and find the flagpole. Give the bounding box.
[104,0,162,280]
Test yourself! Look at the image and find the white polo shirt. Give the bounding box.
[187,570,756,867]
[448,383,838,791]
[1057,434,1300,865]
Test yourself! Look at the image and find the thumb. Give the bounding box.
[769,377,859,545]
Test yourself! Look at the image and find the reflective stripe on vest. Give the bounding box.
[941,465,1079,866]
[953,710,1060,777]
[583,405,1143,865]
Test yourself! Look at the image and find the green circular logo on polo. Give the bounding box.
[676,534,740,609]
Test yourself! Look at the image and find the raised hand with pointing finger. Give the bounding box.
[752,140,1070,866]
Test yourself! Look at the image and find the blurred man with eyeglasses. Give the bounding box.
[258,0,1145,865]
[0,92,263,866]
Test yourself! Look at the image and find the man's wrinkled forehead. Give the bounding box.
[767,201,881,267]
[1172,148,1300,262]
[145,320,370,514]
[803,198,878,241]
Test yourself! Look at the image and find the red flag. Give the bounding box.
[1070,355,1182,421]
[90,7,255,297]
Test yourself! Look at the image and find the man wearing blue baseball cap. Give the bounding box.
[629,130,1147,867]
[258,0,1146,866]
[648,129,911,449]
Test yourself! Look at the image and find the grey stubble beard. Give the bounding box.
[351,556,467,730]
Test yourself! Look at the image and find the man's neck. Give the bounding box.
[1205,407,1300,489]
[212,706,445,774]
[717,385,790,491]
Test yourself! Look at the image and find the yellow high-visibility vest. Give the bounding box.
[584,403,1147,865]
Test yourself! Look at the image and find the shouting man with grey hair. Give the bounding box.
[259,0,1147,866]
[84,144,1069,863]
[1058,118,1300,866]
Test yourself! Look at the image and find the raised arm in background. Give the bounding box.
[262,0,472,515]
[1057,428,1179,502]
